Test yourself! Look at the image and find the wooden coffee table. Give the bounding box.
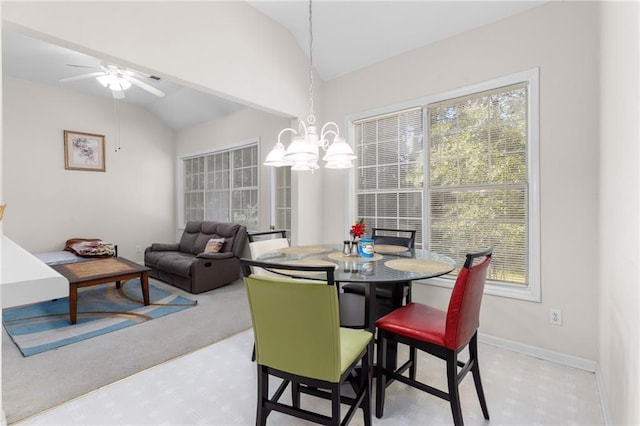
[51,257,151,324]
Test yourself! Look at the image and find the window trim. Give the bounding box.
[346,68,540,302]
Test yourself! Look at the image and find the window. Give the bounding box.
[274,166,291,232]
[428,82,528,285]
[353,69,540,301]
[181,143,259,230]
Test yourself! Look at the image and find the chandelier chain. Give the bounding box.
[263,0,355,170]
[307,0,315,125]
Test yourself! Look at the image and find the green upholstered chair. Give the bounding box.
[240,258,373,426]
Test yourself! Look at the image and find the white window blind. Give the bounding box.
[231,146,259,229]
[427,83,528,285]
[275,166,291,232]
[182,143,258,229]
[354,107,425,247]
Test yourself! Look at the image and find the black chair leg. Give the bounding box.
[292,381,300,409]
[446,350,464,426]
[375,333,388,419]
[362,343,373,426]
[256,365,268,426]
[409,346,417,379]
[469,334,490,420]
[331,383,341,426]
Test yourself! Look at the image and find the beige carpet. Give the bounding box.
[2,278,251,424]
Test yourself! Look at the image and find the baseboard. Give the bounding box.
[478,332,598,372]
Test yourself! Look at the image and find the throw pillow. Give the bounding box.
[203,238,225,254]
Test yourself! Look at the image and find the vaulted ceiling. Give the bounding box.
[2,1,546,131]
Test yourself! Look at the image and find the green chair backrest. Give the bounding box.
[244,274,342,382]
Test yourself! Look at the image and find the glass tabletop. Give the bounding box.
[255,244,455,283]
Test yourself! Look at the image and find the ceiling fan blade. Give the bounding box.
[60,71,105,83]
[123,75,165,97]
[66,63,99,69]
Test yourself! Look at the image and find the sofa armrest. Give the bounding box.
[196,252,235,260]
[149,243,181,252]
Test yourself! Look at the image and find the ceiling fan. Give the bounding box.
[60,63,165,99]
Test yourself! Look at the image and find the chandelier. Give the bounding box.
[263,0,356,171]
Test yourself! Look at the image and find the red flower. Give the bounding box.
[350,219,366,239]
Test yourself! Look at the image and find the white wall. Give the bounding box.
[2,77,176,262]
[0,11,4,424]
[323,1,600,361]
[598,2,640,424]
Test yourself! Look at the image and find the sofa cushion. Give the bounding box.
[179,222,202,254]
[179,221,242,255]
[204,222,241,253]
[192,232,219,254]
[154,251,196,278]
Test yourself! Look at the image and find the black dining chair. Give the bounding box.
[240,258,373,426]
[375,247,493,426]
[247,229,288,243]
[342,228,417,310]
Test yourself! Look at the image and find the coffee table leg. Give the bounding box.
[141,272,150,305]
[69,284,78,324]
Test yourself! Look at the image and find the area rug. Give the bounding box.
[2,279,197,356]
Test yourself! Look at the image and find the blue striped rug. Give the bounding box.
[2,279,197,356]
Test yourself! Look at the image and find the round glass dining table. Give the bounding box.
[256,244,456,332]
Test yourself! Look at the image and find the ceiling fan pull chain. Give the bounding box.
[114,98,121,152]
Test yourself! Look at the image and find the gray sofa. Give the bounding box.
[144,221,247,294]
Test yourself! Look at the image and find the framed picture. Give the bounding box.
[64,130,106,172]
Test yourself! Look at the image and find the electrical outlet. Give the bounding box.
[549,309,562,326]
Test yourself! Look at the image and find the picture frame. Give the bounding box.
[64,130,106,172]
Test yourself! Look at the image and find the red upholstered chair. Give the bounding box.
[375,247,493,426]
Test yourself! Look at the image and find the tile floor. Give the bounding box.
[17,329,604,425]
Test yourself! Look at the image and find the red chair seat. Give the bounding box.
[376,303,447,347]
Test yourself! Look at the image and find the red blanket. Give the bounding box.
[64,238,116,258]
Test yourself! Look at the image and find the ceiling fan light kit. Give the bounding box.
[60,63,165,99]
[96,73,132,91]
[263,0,356,172]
